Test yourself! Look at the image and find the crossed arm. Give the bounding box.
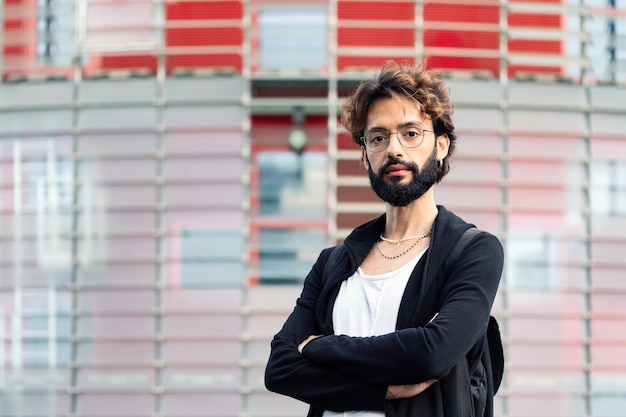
[298,330,438,400]
[265,234,503,411]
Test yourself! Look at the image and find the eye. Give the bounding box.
[366,131,389,144]
[369,135,387,144]
[401,126,423,138]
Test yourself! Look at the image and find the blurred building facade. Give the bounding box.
[1,0,625,416]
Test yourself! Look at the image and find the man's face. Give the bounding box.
[366,145,438,207]
[362,96,445,207]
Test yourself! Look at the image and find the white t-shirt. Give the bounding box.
[322,249,427,417]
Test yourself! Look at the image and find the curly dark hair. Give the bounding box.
[340,61,456,182]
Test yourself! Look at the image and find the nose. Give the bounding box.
[386,132,404,156]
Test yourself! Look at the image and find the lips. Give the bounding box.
[385,164,411,177]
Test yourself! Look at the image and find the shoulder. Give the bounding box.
[435,206,504,263]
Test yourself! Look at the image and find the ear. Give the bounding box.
[436,133,450,162]
[361,147,369,169]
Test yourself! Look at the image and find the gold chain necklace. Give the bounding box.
[376,230,431,260]
[379,230,432,248]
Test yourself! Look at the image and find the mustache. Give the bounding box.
[379,158,419,175]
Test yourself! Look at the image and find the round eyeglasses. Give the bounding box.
[361,125,433,152]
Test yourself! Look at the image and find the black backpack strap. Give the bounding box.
[447,227,504,416]
[448,227,482,262]
[448,228,482,417]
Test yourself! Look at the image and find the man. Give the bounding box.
[264,61,504,417]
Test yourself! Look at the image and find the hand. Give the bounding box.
[385,379,438,400]
[298,335,321,353]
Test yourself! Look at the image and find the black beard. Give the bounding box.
[367,147,439,207]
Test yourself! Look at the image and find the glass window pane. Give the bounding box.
[0,393,71,416]
[85,159,156,182]
[91,185,156,209]
[162,315,241,339]
[78,316,154,339]
[165,157,241,181]
[162,229,244,288]
[162,289,241,313]
[77,342,154,366]
[258,151,327,218]
[258,5,328,71]
[163,184,242,208]
[0,110,73,134]
[78,394,153,416]
[0,82,73,107]
[163,106,243,129]
[77,368,154,390]
[162,342,241,365]
[509,82,586,108]
[510,135,586,161]
[508,391,586,417]
[79,108,157,131]
[510,110,585,135]
[81,211,155,235]
[79,79,156,104]
[77,290,155,314]
[161,394,239,416]
[258,228,327,284]
[163,131,243,155]
[85,2,155,47]
[164,76,242,102]
[79,237,155,263]
[509,317,585,343]
[162,368,240,389]
[78,264,156,288]
[248,392,308,416]
[162,210,243,230]
[509,343,584,369]
[0,265,72,288]
[437,185,501,211]
[80,134,156,157]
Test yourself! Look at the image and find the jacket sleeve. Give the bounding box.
[300,232,503,386]
[264,248,387,411]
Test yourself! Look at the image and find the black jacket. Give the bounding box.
[265,206,504,417]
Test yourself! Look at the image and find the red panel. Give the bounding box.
[166,54,242,73]
[508,64,561,76]
[166,28,243,47]
[251,115,328,149]
[338,28,414,47]
[509,13,561,27]
[4,20,26,29]
[338,186,381,203]
[252,115,291,126]
[163,1,243,73]
[166,1,243,20]
[337,159,365,176]
[3,46,27,55]
[510,0,560,3]
[424,4,498,23]
[2,0,38,78]
[338,2,414,20]
[338,56,415,71]
[418,2,562,77]
[424,30,498,50]
[427,56,499,77]
[509,39,560,54]
[338,133,356,150]
[101,55,158,72]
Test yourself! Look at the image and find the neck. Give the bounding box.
[383,193,438,240]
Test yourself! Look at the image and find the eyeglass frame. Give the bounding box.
[360,125,434,153]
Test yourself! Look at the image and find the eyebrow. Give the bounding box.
[366,121,424,133]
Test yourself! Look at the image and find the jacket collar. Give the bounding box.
[342,205,473,267]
